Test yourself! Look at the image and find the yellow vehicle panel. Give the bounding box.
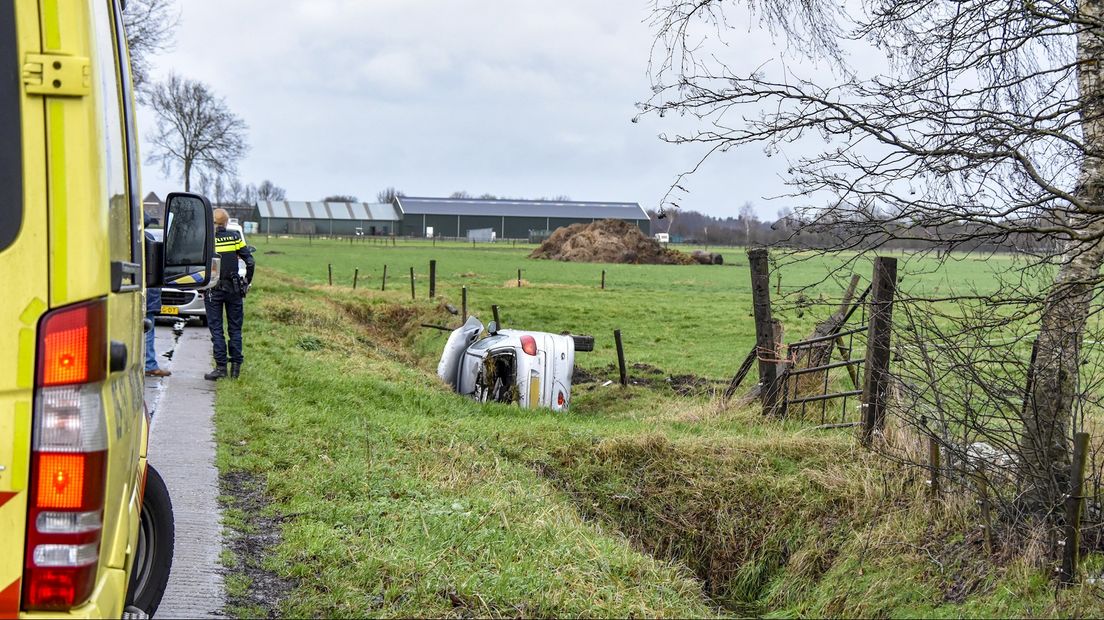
[0,0,46,613]
[2,0,148,616]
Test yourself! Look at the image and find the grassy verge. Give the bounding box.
[215,264,1104,618]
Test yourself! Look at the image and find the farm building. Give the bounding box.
[257,201,400,235]
[142,192,163,224]
[221,203,260,226]
[394,196,651,239]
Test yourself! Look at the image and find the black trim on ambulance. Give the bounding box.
[110,0,142,265]
[0,2,22,252]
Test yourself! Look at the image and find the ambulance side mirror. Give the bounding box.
[148,192,216,290]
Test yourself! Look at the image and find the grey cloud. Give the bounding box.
[141,0,798,216]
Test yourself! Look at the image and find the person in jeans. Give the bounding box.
[204,208,255,380]
[144,215,170,377]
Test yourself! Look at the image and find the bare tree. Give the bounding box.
[239,182,258,206]
[322,195,358,203]
[256,180,286,201]
[147,73,249,192]
[122,0,178,95]
[212,175,226,206]
[738,202,757,246]
[450,191,473,199]
[644,0,1104,525]
[223,177,243,204]
[377,187,405,204]
[194,171,213,198]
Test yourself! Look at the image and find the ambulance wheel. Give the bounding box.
[126,464,175,616]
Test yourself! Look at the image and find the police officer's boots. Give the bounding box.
[204,365,228,381]
[230,363,242,379]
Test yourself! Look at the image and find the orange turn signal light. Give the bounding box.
[34,454,85,510]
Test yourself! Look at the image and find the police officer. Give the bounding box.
[204,208,255,381]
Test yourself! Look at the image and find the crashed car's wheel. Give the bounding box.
[571,335,595,352]
[126,465,174,616]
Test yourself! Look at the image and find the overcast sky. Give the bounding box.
[139,0,795,219]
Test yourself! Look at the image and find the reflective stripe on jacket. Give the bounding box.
[214,227,256,283]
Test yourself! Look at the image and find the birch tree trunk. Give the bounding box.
[1019,0,1104,514]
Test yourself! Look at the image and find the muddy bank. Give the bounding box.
[573,362,725,396]
[220,470,296,619]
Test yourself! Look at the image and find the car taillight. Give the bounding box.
[23,300,108,611]
[520,335,537,356]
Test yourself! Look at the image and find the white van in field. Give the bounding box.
[438,318,593,411]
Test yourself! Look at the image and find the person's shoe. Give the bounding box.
[230,363,242,379]
[204,365,228,381]
[145,368,172,378]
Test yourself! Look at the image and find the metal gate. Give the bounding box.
[778,321,868,424]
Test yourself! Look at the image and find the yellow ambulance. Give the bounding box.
[0,0,216,617]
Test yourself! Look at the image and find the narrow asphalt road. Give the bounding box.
[144,322,226,619]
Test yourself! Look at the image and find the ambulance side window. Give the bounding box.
[0,2,20,253]
[111,0,143,265]
[91,0,130,267]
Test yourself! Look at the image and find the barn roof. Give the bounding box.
[394,196,650,220]
[257,201,400,221]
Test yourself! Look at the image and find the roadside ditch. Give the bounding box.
[218,283,1017,617]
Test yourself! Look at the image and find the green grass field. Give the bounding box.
[212,238,1104,618]
[252,237,1029,379]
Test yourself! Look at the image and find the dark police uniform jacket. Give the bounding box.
[214,227,255,291]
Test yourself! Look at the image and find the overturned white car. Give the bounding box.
[438,317,594,412]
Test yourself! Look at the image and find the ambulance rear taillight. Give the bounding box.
[23,299,109,611]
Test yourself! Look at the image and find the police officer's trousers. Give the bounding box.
[205,284,245,366]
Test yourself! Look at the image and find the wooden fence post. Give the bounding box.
[614,329,628,387]
[353,268,359,290]
[381,265,388,291]
[723,347,758,402]
[328,263,333,286]
[861,256,898,446]
[978,468,994,553]
[517,269,522,288]
[748,249,780,416]
[928,435,940,496]
[492,304,501,327]
[1021,338,1040,419]
[462,286,468,322]
[601,270,606,290]
[1061,432,1091,584]
[429,260,437,299]
[409,267,415,301]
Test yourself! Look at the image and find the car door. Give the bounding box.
[437,316,484,389]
